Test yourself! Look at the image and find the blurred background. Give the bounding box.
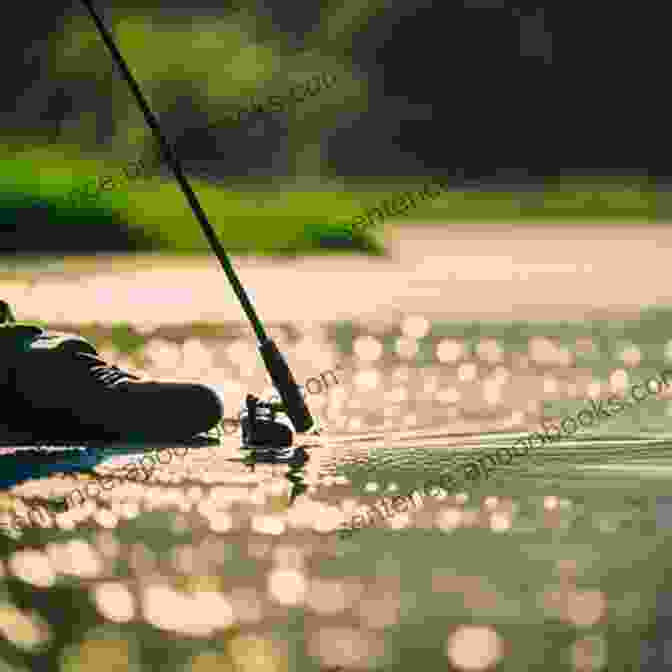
[0,0,662,257]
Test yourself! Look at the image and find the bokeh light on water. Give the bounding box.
[3,303,672,670]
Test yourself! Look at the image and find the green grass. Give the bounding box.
[1,150,665,257]
[0,151,383,256]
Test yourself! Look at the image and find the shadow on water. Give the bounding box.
[0,437,222,491]
[0,446,103,491]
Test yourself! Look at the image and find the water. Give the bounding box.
[3,310,672,671]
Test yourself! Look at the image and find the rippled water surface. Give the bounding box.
[3,306,672,671]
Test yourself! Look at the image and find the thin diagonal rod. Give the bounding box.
[80,0,267,344]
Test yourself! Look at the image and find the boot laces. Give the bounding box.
[76,352,141,386]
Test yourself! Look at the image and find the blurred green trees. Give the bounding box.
[43,2,372,186]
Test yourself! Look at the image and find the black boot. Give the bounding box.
[6,331,223,442]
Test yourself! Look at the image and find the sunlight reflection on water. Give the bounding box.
[2,311,672,671]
